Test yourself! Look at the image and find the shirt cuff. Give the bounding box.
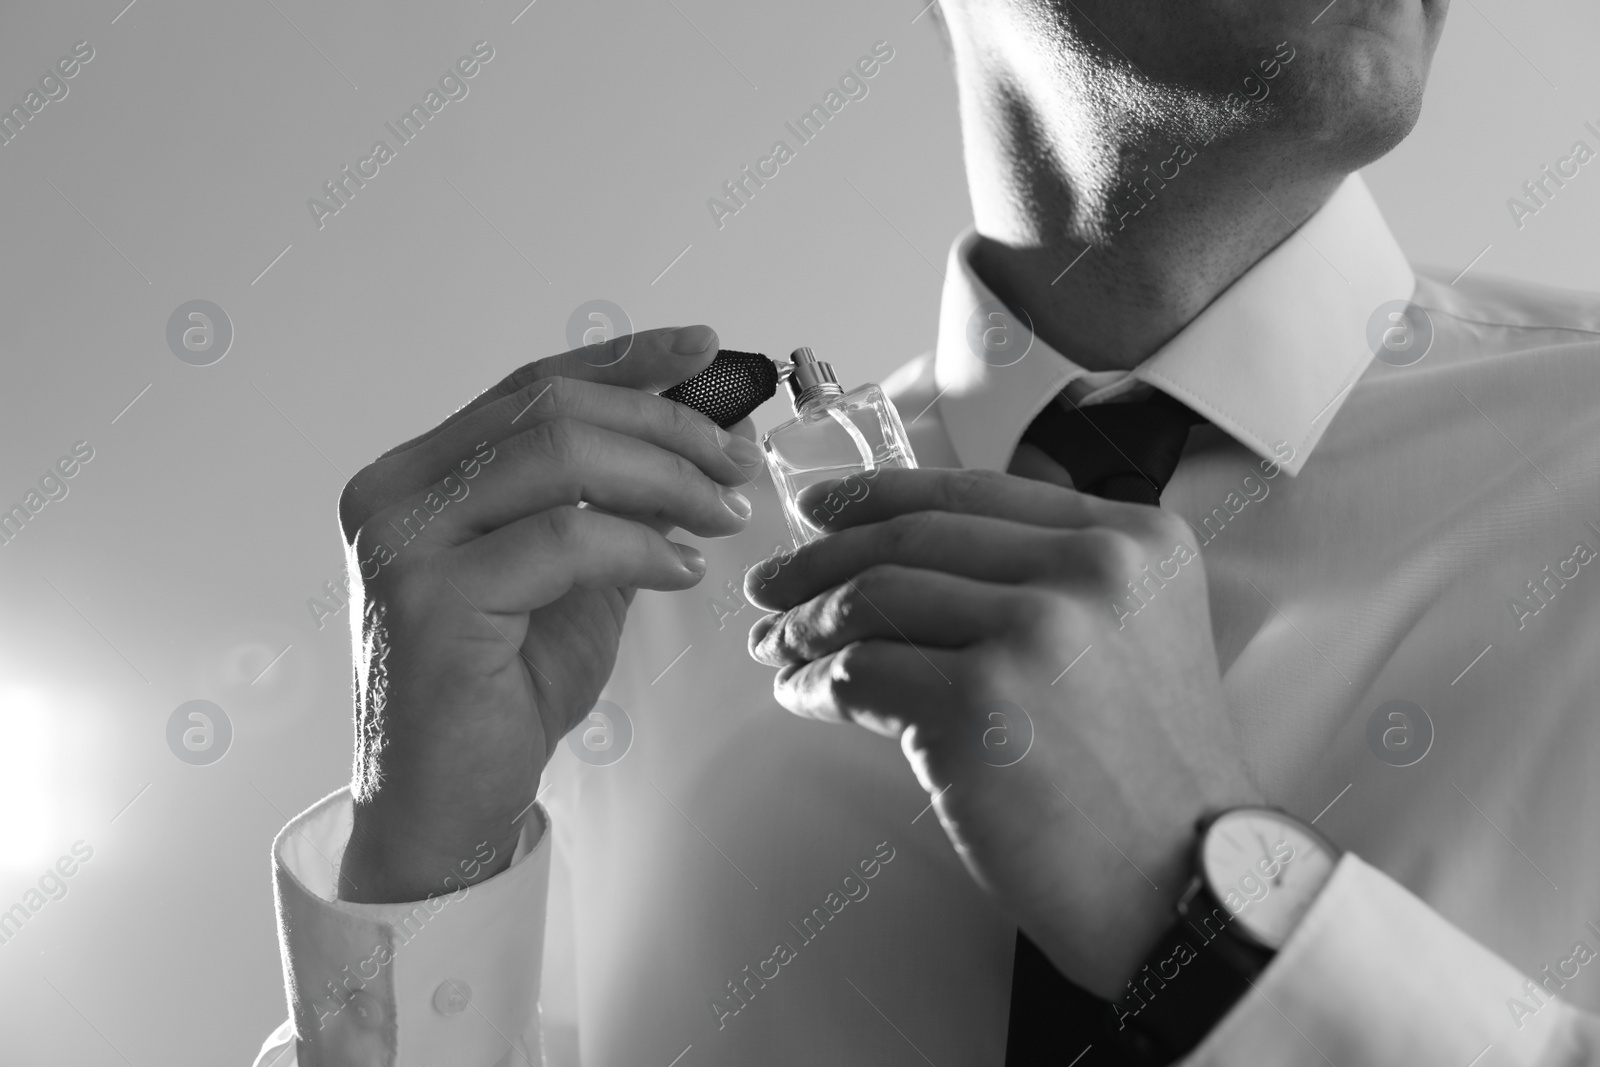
[271,787,551,1067]
[1182,853,1574,1066]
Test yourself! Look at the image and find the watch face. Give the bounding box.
[1200,807,1339,950]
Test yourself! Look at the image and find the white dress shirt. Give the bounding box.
[257,173,1600,1066]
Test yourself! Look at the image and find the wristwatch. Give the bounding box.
[1108,806,1342,1064]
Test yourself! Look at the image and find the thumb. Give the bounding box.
[539,323,721,393]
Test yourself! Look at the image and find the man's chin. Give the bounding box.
[1280,45,1430,172]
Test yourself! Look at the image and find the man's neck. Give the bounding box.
[952,40,1346,373]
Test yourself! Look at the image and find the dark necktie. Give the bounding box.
[1003,386,1206,1066]
[1019,388,1205,505]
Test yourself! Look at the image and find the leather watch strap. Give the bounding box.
[1108,880,1275,1063]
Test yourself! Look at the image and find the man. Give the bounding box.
[257,0,1600,1063]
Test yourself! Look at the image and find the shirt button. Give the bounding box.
[434,979,472,1016]
[347,988,386,1030]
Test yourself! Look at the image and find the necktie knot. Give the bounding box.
[1020,390,1205,504]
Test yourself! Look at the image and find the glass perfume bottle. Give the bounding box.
[762,347,917,546]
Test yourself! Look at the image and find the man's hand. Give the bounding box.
[743,468,1261,1000]
[336,325,760,904]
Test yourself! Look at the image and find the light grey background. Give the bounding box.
[0,0,1594,1061]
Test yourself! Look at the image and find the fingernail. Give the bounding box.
[670,325,716,355]
[721,432,763,467]
[720,485,753,521]
[675,543,707,575]
[750,613,779,646]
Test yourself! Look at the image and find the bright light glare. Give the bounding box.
[0,688,57,871]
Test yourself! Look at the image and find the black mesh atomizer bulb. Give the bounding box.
[660,349,789,428]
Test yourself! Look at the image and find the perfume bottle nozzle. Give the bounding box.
[784,347,843,411]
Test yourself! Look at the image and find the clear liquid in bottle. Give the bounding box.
[761,348,916,547]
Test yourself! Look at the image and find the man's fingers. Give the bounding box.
[746,513,1136,611]
[408,418,752,543]
[377,325,722,461]
[446,506,705,613]
[750,567,1038,667]
[795,467,1115,535]
[770,640,964,735]
[725,415,757,445]
[343,375,761,540]
[460,376,760,487]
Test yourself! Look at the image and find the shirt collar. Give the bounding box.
[932,173,1415,476]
